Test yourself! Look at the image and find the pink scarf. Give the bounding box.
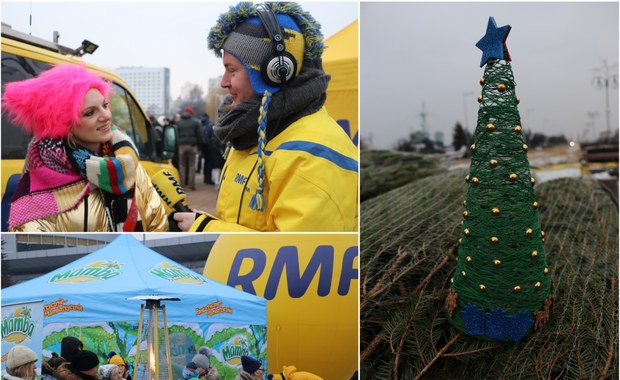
[9,138,90,228]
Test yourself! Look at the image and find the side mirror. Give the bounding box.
[161,125,177,160]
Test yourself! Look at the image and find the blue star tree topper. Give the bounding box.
[476,16,512,67]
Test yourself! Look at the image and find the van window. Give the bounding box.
[1,53,153,160]
[109,84,152,159]
[1,52,50,159]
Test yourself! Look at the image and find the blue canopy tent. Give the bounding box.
[2,235,267,378]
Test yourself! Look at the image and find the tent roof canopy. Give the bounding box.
[3,235,266,325]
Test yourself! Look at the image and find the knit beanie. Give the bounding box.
[207,2,325,212]
[241,355,262,373]
[107,354,125,366]
[191,346,212,370]
[2,63,112,140]
[60,336,83,362]
[72,350,99,372]
[6,345,38,370]
[98,364,119,380]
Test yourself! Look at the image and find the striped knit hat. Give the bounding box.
[207,2,325,211]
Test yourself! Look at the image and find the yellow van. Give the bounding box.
[1,23,179,231]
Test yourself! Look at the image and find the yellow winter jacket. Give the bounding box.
[190,107,358,232]
[10,164,168,232]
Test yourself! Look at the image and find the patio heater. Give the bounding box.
[129,296,180,380]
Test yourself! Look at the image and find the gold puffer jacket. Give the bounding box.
[10,164,168,232]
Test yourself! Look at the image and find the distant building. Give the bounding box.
[1,234,217,286]
[115,67,170,117]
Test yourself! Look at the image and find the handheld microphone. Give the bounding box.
[151,170,191,231]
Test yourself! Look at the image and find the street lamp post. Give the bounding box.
[592,61,618,137]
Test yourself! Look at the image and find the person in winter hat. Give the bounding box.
[60,337,83,362]
[3,345,38,380]
[183,362,199,380]
[107,354,131,380]
[54,350,99,380]
[191,347,220,380]
[176,106,203,190]
[173,2,358,233]
[41,355,67,380]
[2,63,168,232]
[235,355,264,380]
[97,364,122,380]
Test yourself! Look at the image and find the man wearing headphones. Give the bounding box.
[174,2,358,232]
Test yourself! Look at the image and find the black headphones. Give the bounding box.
[255,3,297,87]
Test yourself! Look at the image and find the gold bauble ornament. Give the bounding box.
[451,277,454,284]
[534,281,542,290]
[472,177,479,185]
[531,177,536,186]
[479,284,486,291]
[490,236,499,244]
[470,143,477,151]
[522,144,529,152]
[531,250,539,258]
[463,210,470,218]
[463,200,467,207]
[491,207,500,216]
[464,228,471,236]
[465,175,470,183]
[458,238,462,245]
[513,285,522,293]
[509,173,518,181]
[466,256,472,264]
[480,77,485,86]
[489,159,498,167]
[477,95,483,103]
[541,230,546,238]
[486,123,496,133]
[497,83,506,92]
[533,201,540,209]
[543,267,549,275]
[493,259,502,267]
[525,228,533,237]
[461,270,467,277]
[516,96,521,104]
[514,125,522,134]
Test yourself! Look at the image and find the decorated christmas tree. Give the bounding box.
[445,17,552,342]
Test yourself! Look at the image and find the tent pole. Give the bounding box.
[154,304,159,380]
[135,304,145,380]
[162,305,173,378]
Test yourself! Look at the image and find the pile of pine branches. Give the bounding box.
[360,150,446,201]
[361,169,618,379]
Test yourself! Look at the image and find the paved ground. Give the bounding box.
[184,171,218,215]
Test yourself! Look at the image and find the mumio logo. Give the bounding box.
[149,262,205,285]
[2,307,36,344]
[221,335,250,365]
[49,261,123,284]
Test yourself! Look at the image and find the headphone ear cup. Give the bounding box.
[261,51,297,87]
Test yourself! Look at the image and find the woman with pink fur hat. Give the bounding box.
[2,63,168,232]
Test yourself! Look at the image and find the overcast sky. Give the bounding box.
[361,2,619,149]
[2,1,358,100]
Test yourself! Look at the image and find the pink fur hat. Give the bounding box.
[2,63,112,139]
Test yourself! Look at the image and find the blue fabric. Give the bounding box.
[270,141,358,172]
[183,368,199,379]
[2,235,267,325]
[461,303,534,342]
[71,148,91,178]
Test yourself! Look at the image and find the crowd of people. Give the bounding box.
[3,338,266,380]
[150,109,225,190]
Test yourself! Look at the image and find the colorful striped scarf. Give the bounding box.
[9,126,139,229]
